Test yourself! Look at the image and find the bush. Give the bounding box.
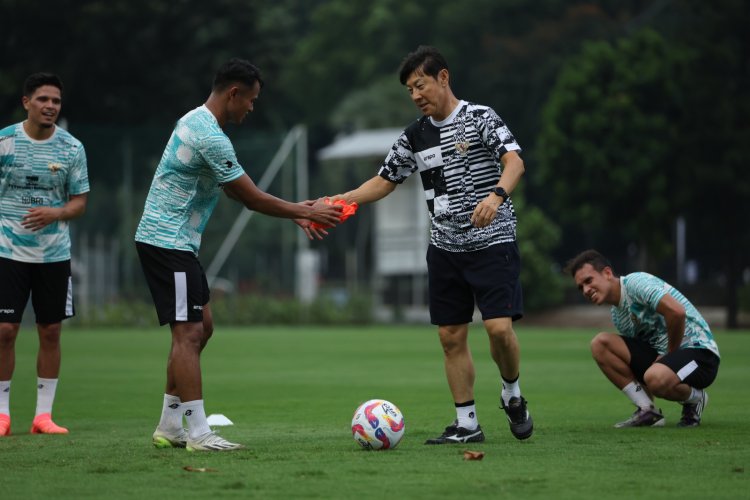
[71,291,374,327]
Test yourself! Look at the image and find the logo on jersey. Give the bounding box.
[416,146,443,171]
[48,162,62,173]
[455,141,470,155]
[224,160,233,169]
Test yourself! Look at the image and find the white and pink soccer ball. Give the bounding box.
[351,399,405,450]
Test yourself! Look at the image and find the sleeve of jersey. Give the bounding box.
[476,107,522,162]
[202,134,245,184]
[629,273,668,310]
[377,131,417,184]
[67,143,90,195]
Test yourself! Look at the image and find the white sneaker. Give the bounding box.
[152,428,189,448]
[186,431,243,452]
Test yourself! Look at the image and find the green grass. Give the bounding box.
[1,325,748,499]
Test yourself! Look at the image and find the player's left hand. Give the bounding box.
[470,196,502,228]
[22,207,62,231]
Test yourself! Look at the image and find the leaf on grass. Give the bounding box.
[463,450,485,461]
[183,466,218,473]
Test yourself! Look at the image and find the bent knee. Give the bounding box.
[590,332,618,357]
[643,364,676,395]
[37,325,62,344]
[438,326,468,353]
[485,318,514,339]
[0,326,19,349]
[0,323,20,342]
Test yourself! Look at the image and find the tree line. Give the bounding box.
[1,0,747,325]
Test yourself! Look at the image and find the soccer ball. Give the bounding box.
[351,399,405,450]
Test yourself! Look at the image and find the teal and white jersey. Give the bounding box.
[611,272,719,357]
[135,105,245,255]
[0,123,89,263]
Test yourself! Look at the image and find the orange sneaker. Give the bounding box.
[30,413,68,434]
[0,414,10,436]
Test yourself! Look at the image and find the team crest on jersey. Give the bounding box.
[630,312,641,328]
[455,141,470,155]
[48,162,62,173]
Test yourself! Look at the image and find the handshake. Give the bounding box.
[296,197,359,240]
[310,198,359,229]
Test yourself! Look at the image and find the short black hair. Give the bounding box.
[398,45,449,85]
[23,73,63,97]
[563,249,616,277]
[213,58,264,91]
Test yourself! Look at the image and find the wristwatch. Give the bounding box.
[492,186,509,202]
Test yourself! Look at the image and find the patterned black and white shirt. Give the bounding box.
[378,100,521,252]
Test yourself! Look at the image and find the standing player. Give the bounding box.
[135,58,341,452]
[565,249,720,427]
[0,73,89,436]
[329,46,533,443]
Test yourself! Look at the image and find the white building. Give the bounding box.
[318,128,430,321]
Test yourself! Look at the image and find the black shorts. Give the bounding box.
[623,336,720,389]
[135,242,210,326]
[426,242,523,325]
[0,257,74,323]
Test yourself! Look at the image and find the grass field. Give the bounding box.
[0,324,748,499]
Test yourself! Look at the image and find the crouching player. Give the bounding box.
[565,249,720,427]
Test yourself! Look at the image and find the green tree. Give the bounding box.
[668,0,750,327]
[537,5,750,326]
[328,76,416,131]
[514,190,565,310]
[536,29,689,264]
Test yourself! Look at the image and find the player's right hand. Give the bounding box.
[305,198,342,228]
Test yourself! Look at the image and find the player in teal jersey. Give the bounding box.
[0,73,90,436]
[566,249,720,428]
[135,59,341,452]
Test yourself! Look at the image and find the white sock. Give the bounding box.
[683,387,704,405]
[182,399,211,440]
[501,375,521,406]
[35,377,59,416]
[0,380,10,415]
[455,401,478,430]
[157,394,183,432]
[622,381,654,410]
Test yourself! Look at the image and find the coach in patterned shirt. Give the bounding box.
[331,46,533,444]
[566,249,720,428]
[0,73,90,437]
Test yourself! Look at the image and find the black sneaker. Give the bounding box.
[613,406,665,428]
[424,420,485,445]
[678,391,708,427]
[501,396,533,440]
